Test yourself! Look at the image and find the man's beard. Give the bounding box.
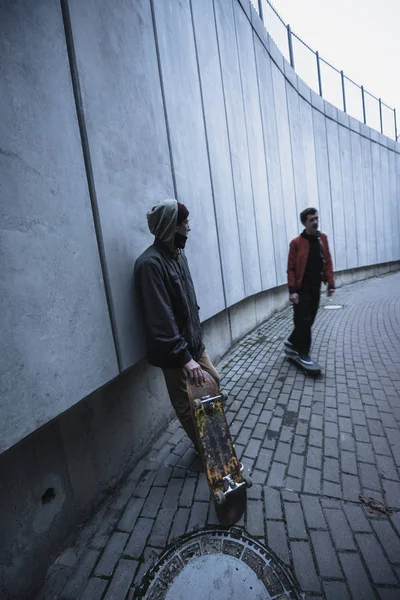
[174,232,188,249]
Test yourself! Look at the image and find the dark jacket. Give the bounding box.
[287,231,335,293]
[134,201,204,368]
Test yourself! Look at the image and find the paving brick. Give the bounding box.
[309,428,323,447]
[306,446,322,470]
[356,441,376,463]
[95,532,129,577]
[371,520,400,563]
[359,463,381,491]
[325,421,339,438]
[324,437,339,459]
[125,519,153,559]
[376,454,399,481]
[141,487,164,518]
[339,432,356,452]
[187,502,208,531]
[244,438,262,459]
[291,541,321,593]
[339,553,376,600]
[255,448,273,472]
[153,465,173,487]
[61,550,100,600]
[340,450,357,475]
[288,453,304,478]
[351,410,367,426]
[323,581,350,600]
[324,507,357,552]
[80,577,108,600]
[371,435,392,456]
[284,502,307,539]
[117,497,145,533]
[382,480,400,509]
[323,481,341,498]
[266,520,290,565]
[246,500,265,537]
[179,477,196,507]
[168,508,190,543]
[338,416,353,433]
[377,589,400,600]
[274,442,291,464]
[194,475,209,502]
[148,508,175,548]
[303,468,321,494]
[342,504,371,533]
[267,462,286,487]
[292,435,306,454]
[342,473,361,502]
[301,495,327,529]
[356,534,398,585]
[264,486,282,519]
[310,531,342,578]
[323,457,340,483]
[104,559,137,600]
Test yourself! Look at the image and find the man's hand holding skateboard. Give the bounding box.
[184,359,206,386]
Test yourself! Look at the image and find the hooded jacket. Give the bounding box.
[134,199,204,368]
[287,231,335,293]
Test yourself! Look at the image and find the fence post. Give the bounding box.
[341,71,347,113]
[316,51,323,97]
[379,98,383,134]
[287,25,295,69]
[258,0,264,23]
[361,86,367,124]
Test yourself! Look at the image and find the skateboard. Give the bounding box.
[284,348,322,376]
[187,372,252,526]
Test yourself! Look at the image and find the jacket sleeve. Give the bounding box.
[136,260,192,366]
[322,235,335,288]
[287,240,298,294]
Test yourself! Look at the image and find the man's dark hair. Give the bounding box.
[300,207,318,225]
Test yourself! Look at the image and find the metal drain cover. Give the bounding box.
[135,528,301,599]
[324,304,344,310]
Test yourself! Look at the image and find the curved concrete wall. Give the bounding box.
[1,0,400,457]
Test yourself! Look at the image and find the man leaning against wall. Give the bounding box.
[134,198,220,454]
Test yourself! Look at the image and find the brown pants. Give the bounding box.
[162,349,220,449]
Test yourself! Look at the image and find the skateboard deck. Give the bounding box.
[187,372,251,526]
[284,348,322,376]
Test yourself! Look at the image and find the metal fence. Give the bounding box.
[251,0,398,141]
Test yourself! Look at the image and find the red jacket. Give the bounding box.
[287,233,334,293]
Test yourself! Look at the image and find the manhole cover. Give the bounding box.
[324,304,344,310]
[135,528,301,599]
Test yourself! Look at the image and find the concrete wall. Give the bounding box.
[2,0,400,456]
[1,0,400,596]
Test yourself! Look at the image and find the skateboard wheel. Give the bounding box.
[193,399,202,410]
[215,490,226,505]
[220,390,228,402]
[243,474,253,489]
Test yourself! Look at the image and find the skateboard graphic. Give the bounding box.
[284,348,322,376]
[187,372,252,526]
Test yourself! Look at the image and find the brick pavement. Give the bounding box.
[37,272,400,600]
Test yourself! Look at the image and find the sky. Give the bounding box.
[261,0,399,138]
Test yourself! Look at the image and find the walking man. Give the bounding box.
[134,199,220,452]
[285,207,335,367]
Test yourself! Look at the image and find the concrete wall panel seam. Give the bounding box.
[189,0,230,319]
[232,0,264,290]
[252,30,278,287]
[61,0,122,371]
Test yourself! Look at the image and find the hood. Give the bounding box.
[147,199,178,253]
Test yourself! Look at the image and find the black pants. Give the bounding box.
[288,285,321,355]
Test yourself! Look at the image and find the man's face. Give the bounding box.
[176,217,191,237]
[305,212,319,233]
